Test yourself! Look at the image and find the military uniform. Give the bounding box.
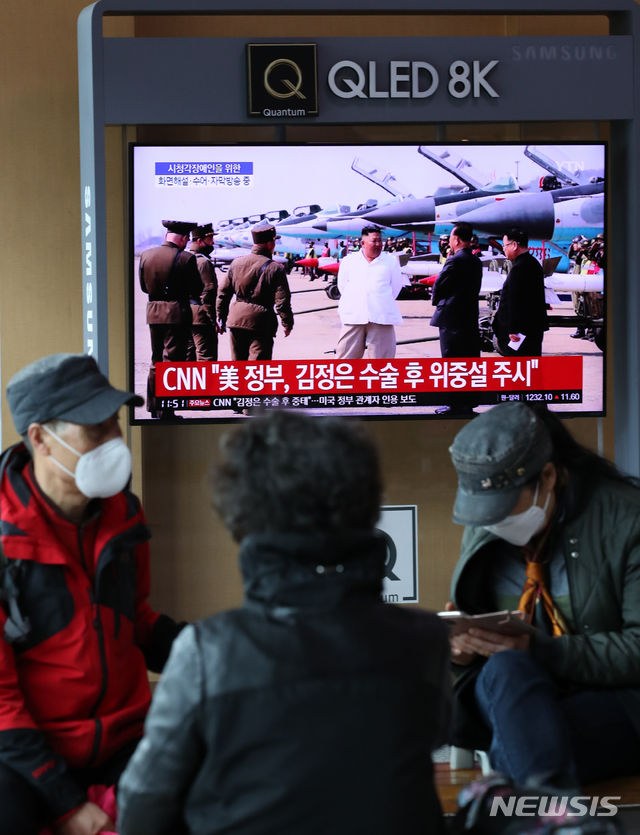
[217,226,293,361]
[186,224,219,362]
[138,221,203,414]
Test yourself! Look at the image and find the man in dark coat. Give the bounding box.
[216,223,293,360]
[139,220,203,419]
[492,226,548,356]
[431,222,483,359]
[186,223,220,362]
[118,411,451,835]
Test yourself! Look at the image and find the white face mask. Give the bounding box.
[43,426,132,499]
[483,481,551,546]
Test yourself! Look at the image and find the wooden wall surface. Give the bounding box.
[0,3,616,622]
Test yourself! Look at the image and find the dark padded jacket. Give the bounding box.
[448,472,640,751]
[118,531,451,835]
[0,444,182,821]
[492,251,548,342]
[431,247,482,332]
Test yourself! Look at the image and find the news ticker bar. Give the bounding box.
[155,356,583,399]
[157,390,583,411]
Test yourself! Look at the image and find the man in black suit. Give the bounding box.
[493,227,548,356]
[431,222,483,358]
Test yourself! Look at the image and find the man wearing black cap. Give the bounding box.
[186,223,220,362]
[139,220,204,418]
[0,354,185,835]
[493,227,548,357]
[217,223,294,360]
[444,402,640,791]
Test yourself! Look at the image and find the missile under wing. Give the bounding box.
[211,247,288,265]
[401,256,603,295]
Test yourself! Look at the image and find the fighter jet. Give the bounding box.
[312,203,406,238]
[459,191,603,243]
[524,145,604,187]
[417,145,494,190]
[350,156,415,199]
[224,209,290,248]
[363,145,604,247]
[310,157,416,239]
[275,204,350,239]
[362,145,520,233]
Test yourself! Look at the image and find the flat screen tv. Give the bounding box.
[130,142,605,423]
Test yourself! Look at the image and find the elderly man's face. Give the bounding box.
[39,412,122,480]
[361,232,383,261]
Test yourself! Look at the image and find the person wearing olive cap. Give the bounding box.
[186,223,221,362]
[0,354,185,835]
[139,220,205,419]
[216,223,294,360]
[445,402,640,789]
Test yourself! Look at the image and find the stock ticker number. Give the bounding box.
[525,392,580,402]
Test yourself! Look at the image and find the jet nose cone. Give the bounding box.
[461,193,554,240]
[363,197,436,227]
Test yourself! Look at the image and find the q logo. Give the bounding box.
[378,530,401,582]
[247,43,318,117]
[264,59,306,100]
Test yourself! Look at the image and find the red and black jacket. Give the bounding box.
[0,444,182,820]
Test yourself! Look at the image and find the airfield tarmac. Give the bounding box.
[132,261,604,421]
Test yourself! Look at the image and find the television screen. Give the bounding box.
[130,142,605,423]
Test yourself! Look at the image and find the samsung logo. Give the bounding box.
[512,45,618,61]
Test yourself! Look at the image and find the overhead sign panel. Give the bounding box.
[103,36,633,124]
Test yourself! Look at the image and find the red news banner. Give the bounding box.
[156,357,583,408]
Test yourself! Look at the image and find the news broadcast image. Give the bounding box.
[131,143,605,422]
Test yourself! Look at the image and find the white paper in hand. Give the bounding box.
[508,333,526,351]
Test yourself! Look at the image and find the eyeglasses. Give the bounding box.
[503,240,517,248]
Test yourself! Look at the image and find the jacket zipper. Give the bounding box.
[77,526,88,574]
[87,717,103,769]
[83,523,150,766]
[87,588,108,767]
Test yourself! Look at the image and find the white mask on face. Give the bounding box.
[42,425,132,499]
[483,480,551,546]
